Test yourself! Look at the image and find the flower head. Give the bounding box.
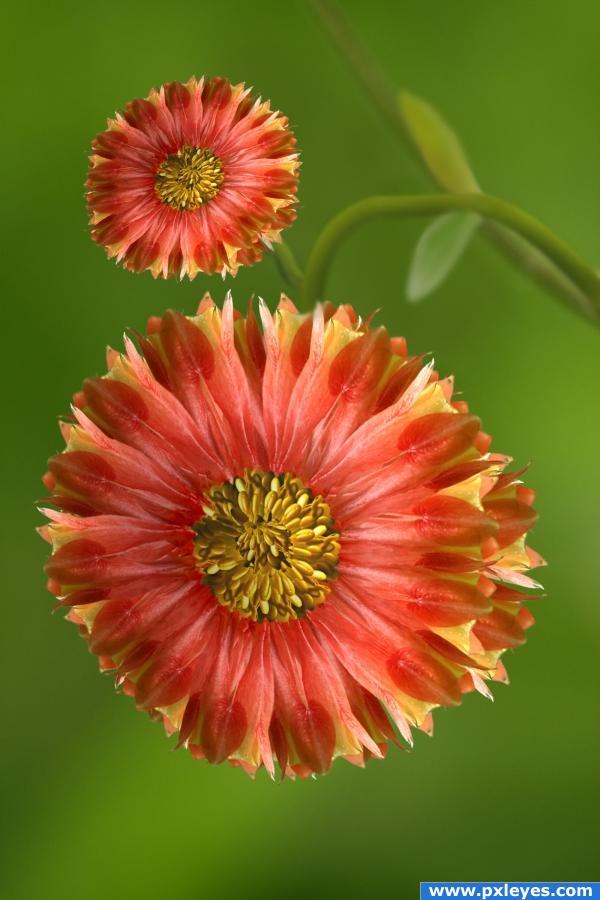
[86,78,299,279]
[40,297,542,778]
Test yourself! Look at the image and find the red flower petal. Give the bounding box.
[40,298,541,777]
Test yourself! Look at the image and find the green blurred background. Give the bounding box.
[3,1,599,897]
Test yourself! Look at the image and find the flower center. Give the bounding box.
[154,145,224,211]
[194,469,340,623]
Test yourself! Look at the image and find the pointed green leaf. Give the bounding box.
[399,90,479,193]
[407,212,481,303]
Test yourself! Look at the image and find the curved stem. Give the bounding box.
[301,193,600,321]
[310,0,599,323]
[272,241,304,291]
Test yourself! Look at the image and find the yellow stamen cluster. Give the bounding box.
[194,469,340,623]
[154,145,224,211]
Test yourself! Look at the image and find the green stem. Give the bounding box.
[301,193,600,319]
[310,0,599,323]
[310,0,413,151]
[272,241,304,291]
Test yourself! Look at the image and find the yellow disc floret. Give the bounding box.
[194,469,340,622]
[155,145,224,211]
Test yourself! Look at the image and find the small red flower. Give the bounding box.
[86,78,299,278]
[40,297,542,778]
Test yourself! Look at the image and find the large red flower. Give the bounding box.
[40,297,542,778]
[86,77,299,278]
